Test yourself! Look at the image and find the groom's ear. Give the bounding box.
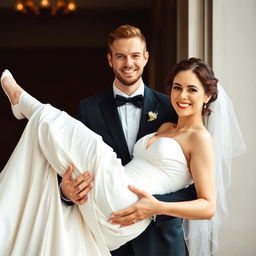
[107,53,113,68]
[143,50,149,62]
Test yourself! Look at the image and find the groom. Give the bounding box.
[60,25,196,255]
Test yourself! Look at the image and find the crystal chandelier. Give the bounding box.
[15,0,77,15]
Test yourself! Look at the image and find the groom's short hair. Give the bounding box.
[107,25,147,54]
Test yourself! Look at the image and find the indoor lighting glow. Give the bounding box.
[14,0,77,16]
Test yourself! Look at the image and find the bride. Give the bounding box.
[0,58,245,256]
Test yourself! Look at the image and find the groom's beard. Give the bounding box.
[113,68,143,86]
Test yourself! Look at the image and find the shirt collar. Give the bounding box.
[113,81,145,98]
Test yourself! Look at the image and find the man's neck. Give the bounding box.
[114,79,142,96]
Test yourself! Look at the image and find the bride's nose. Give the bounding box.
[179,89,188,99]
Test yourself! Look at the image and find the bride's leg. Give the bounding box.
[1,70,23,105]
[1,70,43,119]
[0,70,109,178]
[1,70,139,211]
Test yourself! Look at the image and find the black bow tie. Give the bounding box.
[115,94,144,108]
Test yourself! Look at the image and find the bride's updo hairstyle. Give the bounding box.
[167,58,218,115]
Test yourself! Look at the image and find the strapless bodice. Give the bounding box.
[125,132,193,194]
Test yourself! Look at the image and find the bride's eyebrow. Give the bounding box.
[173,82,182,86]
[187,85,199,89]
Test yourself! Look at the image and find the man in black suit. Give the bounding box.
[60,25,196,256]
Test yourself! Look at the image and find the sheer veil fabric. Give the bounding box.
[183,83,246,255]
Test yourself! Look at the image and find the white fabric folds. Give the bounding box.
[0,98,149,256]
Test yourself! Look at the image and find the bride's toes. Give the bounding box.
[1,70,23,105]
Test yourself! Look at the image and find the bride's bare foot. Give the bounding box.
[1,70,24,105]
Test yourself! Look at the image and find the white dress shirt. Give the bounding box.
[113,82,145,156]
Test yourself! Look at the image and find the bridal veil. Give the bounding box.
[183,83,246,255]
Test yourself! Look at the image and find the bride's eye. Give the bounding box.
[172,85,181,90]
[188,88,198,92]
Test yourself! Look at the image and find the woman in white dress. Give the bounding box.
[0,58,245,256]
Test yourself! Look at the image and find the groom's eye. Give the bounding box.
[116,55,124,59]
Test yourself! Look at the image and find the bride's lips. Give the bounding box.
[177,102,191,109]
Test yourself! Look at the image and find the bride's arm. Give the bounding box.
[156,131,216,219]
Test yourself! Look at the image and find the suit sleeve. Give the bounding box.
[154,184,197,202]
[152,184,197,222]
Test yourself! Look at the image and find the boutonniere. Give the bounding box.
[147,111,158,122]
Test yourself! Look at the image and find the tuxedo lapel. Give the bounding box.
[136,86,162,140]
[137,86,155,140]
[99,89,130,163]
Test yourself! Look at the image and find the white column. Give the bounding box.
[212,0,256,254]
[177,0,212,63]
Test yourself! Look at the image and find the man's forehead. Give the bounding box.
[110,38,146,53]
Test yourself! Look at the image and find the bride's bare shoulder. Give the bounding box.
[190,128,213,148]
[157,122,176,134]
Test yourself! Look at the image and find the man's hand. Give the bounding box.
[109,185,161,227]
[61,165,93,205]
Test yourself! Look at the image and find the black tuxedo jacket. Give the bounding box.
[78,86,177,165]
[77,85,196,256]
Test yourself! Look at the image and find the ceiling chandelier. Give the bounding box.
[15,0,77,16]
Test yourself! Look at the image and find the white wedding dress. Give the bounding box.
[0,92,193,256]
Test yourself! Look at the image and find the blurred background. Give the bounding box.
[0,0,177,169]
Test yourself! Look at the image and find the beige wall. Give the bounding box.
[212,0,256,255]
[178,0,256,254]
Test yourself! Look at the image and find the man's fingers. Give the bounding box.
[79,184,93,197]
[76,195,88,205]
[62,164,74,181]
[73,174,86,185]
[73,176,93,193]
[61,168,94,205]
[74,184,93,204]
[83,171,92,179]
[73,172,93,186]
[83,175,94,185]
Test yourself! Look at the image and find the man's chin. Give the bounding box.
[123,81,139,86]
[117,77,141,86]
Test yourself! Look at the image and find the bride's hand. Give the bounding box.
[109,185,161,227]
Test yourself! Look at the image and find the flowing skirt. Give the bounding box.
[0,93,150,256]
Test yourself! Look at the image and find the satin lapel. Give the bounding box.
[136,86,156,140]
[99,89,130,162]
